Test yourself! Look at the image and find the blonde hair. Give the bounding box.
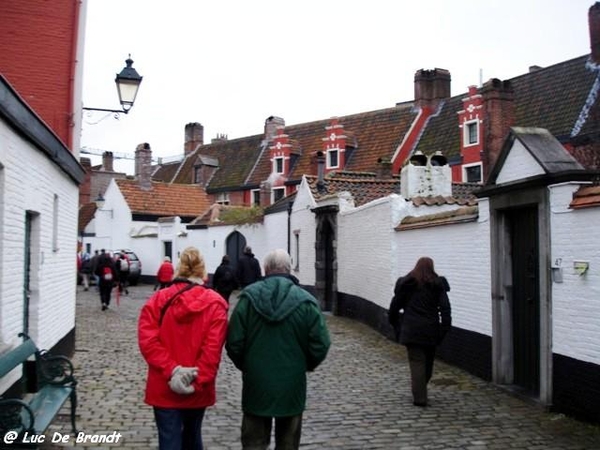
[175,246,207,280]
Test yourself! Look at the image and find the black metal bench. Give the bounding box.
[0,333,77,443]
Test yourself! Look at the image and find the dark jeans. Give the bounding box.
[99,283,112,306]
[153,407,205,450]
[241,412,302,450]
[406,344,436,405]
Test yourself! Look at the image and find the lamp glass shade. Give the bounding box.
[115,57,143,112]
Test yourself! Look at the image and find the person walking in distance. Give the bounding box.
[212,255,238,303]
[95,249,117,311]
[138,246,228,450]
[117,251,130,295]
[80,252,92,291]
[235,246,262,289]
[388,256,451,407]
[226,249,330,450]
[156,256,175,290]
[90,250,100,290]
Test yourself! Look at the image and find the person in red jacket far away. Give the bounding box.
[156,256,175,289]
[138,246,228,450]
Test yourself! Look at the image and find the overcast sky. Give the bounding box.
[80,0,595,174]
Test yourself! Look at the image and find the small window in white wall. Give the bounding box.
[327,149,339,169]
[274,157,284,174]
[272,187,285,203]
[464,120,479,146]
[52,194,59,252]
[251,189,260,206]
[463,163,483,183]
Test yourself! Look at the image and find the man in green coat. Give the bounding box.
[226,248,330,450]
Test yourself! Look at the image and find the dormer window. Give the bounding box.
[216,192,230,205]
[463,162,482,183]
[193,165,203,184]
[327,149,339,169]
[273,157,284,174]
[464,120,479,146]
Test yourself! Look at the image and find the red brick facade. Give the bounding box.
[0,0,81,149]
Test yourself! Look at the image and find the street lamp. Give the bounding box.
[83,56,143,115]
[94,193,113,218]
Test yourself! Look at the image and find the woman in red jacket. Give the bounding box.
[156,256,175,289]
[138,247,228,450]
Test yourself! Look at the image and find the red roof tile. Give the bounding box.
[116,179,211,218]
[569,184,600,209]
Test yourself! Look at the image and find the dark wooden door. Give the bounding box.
[226,231,246,271]
[508,206,540,395]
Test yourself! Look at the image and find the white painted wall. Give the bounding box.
[549,182,600,365]
[0,120,79,392]
[393,198,492,336]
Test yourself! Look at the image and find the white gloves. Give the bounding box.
[168,365,198,395]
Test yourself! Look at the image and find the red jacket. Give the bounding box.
[138,280,228,408]
[156,262,175,283]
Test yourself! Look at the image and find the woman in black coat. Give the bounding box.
[388,257,451,407]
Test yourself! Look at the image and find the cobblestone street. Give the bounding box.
[41,284,600,449]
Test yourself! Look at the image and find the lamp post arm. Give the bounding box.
[83,107,128,114]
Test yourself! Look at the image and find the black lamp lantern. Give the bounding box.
[83,56,143,115]
[115,56,143,113]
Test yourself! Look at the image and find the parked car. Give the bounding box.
[111,249,142,285]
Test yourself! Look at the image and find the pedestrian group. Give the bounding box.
[127,245,451,449]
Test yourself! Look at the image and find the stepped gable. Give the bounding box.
[416,55,598,159]
[116,178,211,218]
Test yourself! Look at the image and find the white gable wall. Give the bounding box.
[496,140,545,184]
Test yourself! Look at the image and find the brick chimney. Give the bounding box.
[102,151,114,172]
[400,151,452,199]
[414,68,451,110]
[590,2,600,65]
[260,181,272,206]
[377,157,393,179]
[184,122,204,156]
[481,78,515,182]
[135,143,153,191]
[264,116,285,142]
[79,158,92,206]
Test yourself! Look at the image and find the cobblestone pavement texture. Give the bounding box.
[38,284,600,449]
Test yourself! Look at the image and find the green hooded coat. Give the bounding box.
[226,274,330,417]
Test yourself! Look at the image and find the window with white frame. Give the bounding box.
[273,157,284,174]
[272,187,285,203]
[464,120,479,146]
[251,189,260,206]
[216,192,230,205]
[327,149,339,169]
[463,163,483,183]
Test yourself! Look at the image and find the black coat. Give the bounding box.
[212,262,238,296]
[236,253,262,288]
[388,275,451,347]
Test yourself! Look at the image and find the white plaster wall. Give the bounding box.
[0,121,79,392]
[393,198,492,336]
[549,183,600,365]
[337,196,398,309]
[290,180,318,285]
[496,140,545,184]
